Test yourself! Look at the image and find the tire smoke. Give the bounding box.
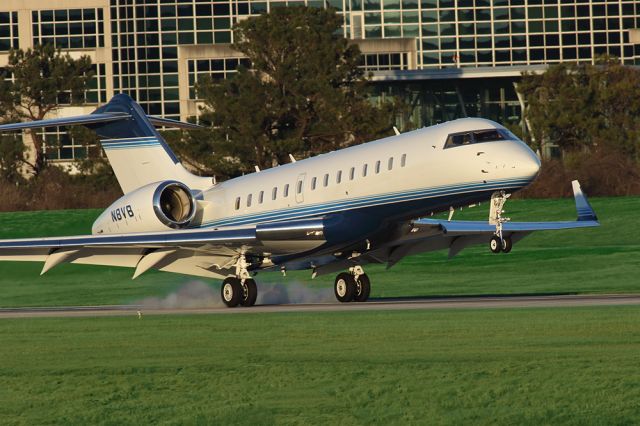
[133,279,335,309]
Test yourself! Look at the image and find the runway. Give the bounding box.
[1,294,640,318]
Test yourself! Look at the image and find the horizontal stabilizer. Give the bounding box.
[0,112,130,132]
[0,113,201,132]
[147,116,203,130]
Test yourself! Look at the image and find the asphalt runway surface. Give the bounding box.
[1,294,640,318]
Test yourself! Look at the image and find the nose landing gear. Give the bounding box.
[334,266,370,303]
[488,191,513,254]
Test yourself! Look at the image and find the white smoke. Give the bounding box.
[134,279,335,309]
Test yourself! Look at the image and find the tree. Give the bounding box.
[517,58,640,160]
[187,6,395,178]
[0,44,94,176]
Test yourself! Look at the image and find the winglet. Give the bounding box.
[572,180,598,222]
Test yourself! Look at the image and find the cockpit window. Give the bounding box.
[444,128,510,148]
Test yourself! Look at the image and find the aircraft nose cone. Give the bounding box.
[523,150,541,180]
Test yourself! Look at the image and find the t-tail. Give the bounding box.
[0,94,211,194]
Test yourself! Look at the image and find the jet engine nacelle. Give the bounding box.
[92,180,198,234]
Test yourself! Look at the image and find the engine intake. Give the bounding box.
[153,181,196,228]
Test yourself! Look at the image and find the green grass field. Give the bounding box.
[0,196,638,307]
[1,198,640,424]
[2,307,640,424]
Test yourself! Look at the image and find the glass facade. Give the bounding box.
[32,8,105,49]
[1,0,639,161]
[188,57,250,99]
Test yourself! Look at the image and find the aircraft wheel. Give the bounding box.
[501,236,513,253]
[221,277,242,307]
[489,236,502,254]
[240,279,258,307]
[354,274,371,302]
[334,272,356,303]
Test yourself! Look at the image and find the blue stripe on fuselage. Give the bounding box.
[199,177,532,228]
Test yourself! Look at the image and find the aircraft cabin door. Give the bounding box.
[295,173,306,204]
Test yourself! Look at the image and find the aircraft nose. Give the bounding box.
[520,147,541,181]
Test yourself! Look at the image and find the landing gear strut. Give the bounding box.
[221,254,258,308]
[488,191,513,254]
[334,266,370,303]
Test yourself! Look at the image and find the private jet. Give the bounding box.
[0,94,599,307]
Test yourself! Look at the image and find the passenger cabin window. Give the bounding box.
[284,184,289,197]
[388,157,394,170]
[362,164,368,177]
[401,154,407,167]
[375,160,381,174]
[336,170,342,183]
[323,174,329,187]
[444,128,507,148]
[247,193,252,207]
[258,191,264,204]
[272,187,278,200]
[296,180,303,194]
[349,167,355,180]
[235,197,240,210]
[311,177,317,190]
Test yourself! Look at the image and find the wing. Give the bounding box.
[0,218,326,280]
[310,180,599,276]
[396,180,598,261]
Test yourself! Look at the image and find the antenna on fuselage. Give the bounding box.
[393,126,400,136]
[254,165,260,172]
[288,154,297,163]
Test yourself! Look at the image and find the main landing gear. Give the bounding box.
[488,190,513,254]
[334,266,370,303]
[221,277,257,307]
[221,253,258,308]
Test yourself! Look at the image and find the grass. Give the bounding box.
[0,196,639,307]
[1,307,640,424]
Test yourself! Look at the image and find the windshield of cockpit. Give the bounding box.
[444,128,517,149]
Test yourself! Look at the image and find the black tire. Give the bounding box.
[240,279,258,307]
[489,236,502,254]
[354,274,371,302]
[334,272,356,303]
[221,277,242,307]
[501,236,513,253]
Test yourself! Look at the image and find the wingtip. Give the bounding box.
[572,180,598,222]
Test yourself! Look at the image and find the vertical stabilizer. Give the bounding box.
[89,94,210,193]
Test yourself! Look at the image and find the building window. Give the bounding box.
[41,127,100,162]
[188,57,251,99]
[32,8,104,50]
[401,154,407,167]
[0,12,18,52]
[272,187,277,200]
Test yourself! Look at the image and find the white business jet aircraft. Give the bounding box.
[0,94,598,307]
